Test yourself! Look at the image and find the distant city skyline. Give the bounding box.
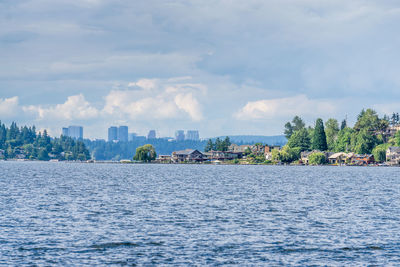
[2,1,400,139]
[62,126,83,140]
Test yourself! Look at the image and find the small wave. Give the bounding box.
[89,242,139,249]
[148,241,165,246]
[88,240,164,250]
[341,246,383,251]
[18,247,66,252]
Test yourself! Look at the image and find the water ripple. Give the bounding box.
[1,162,400,265]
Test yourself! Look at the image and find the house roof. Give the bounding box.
[173,149,202,155]
[388,146,400,153]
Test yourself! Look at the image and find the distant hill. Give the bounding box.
[212,135,287,146]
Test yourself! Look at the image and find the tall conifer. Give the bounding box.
[312,118,328,151]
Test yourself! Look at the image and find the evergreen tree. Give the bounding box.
[221,136,231,151]
[325,118,339,151]
[215,138,222,151]
[312,118,328,151]
[284,122,293,139]
[204,139,214,152]
[287,128,311,151]
[334,127,353,152]
[292,116,306,131]
[340,119,347,130]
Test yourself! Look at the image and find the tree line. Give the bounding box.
[274,109,400,163]
[0,121,90,161]
[204,137,231,152]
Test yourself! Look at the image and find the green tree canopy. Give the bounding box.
[308,152,327,165]
[325,118,339,151]
[272,145,300,163]
[340,119,347,130]
[312,118,328,151]
[284,116,305,139]
[372,144,388,162]
[354,109,387,132]
[353,129,379,154]
[287,128,311,151]
[292,116,306,131]
[204,139,214,152]
[334,127,353,152]
[284,122,293,139]
[133,144,156,162]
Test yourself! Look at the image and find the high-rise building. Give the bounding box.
[186,130,199,141]
[118,126,128,142]
[108,126,118,142]
[67,126,83,139]
[175,130,185,141]
[62,127,69,137]
[147,130,156,139]
[128,133,137,141]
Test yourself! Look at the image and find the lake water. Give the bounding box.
[1,162,400,265]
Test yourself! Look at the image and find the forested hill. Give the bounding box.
[0,121,90,161]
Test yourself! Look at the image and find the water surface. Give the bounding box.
[1,162,399,265]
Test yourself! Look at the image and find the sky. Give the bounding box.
[1,0,400,139]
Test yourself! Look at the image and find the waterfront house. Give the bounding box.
[386,125,400,137]
[386,146,400,165]
[299,150,330,165]
[264,146,281,160]
[206,150,239,161]
[172,149,206,163]
[228,144,251,153]
[328,152,354,165]
[264,145,281,153]
[156,155,172,163]
[351,154,375,165]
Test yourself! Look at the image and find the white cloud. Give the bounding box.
[0,96,19,118]
[23,94,99,121]
[174,93,203,121]
[128,79,157,90]
[235,94,336,120]
[103,78,204,121]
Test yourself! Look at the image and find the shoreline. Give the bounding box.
[0,159,397,167]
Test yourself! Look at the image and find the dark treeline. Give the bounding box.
[273,109,400,163]
[84,139,208,160]
[0,121,90,160]
[204,137,231,152]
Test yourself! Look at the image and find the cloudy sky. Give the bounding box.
[1,0,400,139]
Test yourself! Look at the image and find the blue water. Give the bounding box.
[1,162,400,265]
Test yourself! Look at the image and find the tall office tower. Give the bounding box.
[128,133,137,141]
[147,130,156,139]
[118,126,128,142]
[68,126,83,139]
[108,126,118,142]
[186,130,199,141]
[175,130,185,141]
[62,127,69,137]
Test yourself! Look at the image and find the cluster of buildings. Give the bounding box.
[300,147,400,166]
[107,127,200,142]
[108,126,129,142]
[175,130,200,141]
[62,126,83,139]
[156,144,280,163]
[60,125,201,142]
[153,142,400,166]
